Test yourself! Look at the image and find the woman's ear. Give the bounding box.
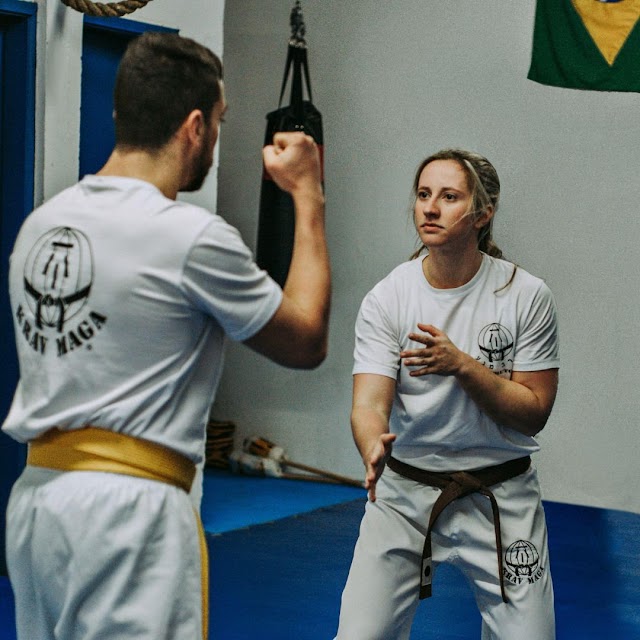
[474,205,495,230]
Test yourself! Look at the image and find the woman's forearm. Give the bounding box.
[455,355,558,436]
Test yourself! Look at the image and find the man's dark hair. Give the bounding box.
[114,32,224,150]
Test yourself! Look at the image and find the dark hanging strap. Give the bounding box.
[277,1,313,114]
[386,455,531,604]
[301,47,313,103]
[277,45,294,108]
[291,51,305,124]
[277,45,313,111]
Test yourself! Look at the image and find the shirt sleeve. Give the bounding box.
[352,287,401,380]
[181,216,283,342]
[512,280,560,372]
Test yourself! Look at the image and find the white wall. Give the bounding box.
[215,0,640,513]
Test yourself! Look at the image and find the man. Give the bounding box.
[2,32,329,640]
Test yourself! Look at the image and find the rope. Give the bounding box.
[61,0,154,17]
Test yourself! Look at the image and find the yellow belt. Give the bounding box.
[28,427,209,640]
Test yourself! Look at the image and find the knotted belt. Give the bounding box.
[386,454,531,604]
[28,427,209,640]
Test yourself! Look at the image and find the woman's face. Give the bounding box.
[413,159,477,250]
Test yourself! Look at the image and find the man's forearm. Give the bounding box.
[282,188,330,350]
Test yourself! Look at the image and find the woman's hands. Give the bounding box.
[363,432,396,502]
[351,374,396,502]
[400,323,558,436]
[400,323,466,377]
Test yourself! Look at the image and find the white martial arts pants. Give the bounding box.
[335,464,555,640]
[6,466,204,640]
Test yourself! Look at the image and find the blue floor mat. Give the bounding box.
[545,501,640,639]
[0,577,15,640]
[201,468,365,534]
[209,499,640,640]
[2,473,638,640]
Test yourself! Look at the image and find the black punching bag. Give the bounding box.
[256,1,324,287]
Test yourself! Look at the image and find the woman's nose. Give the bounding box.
[424,200,439,216]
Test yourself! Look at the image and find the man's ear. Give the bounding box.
[182,109,205,145]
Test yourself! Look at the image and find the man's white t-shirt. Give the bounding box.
[353,254,560,471]
[2,176,282,463]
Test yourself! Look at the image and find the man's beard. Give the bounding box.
[183,141,212,192]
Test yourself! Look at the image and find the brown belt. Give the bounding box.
[386,455,531,604]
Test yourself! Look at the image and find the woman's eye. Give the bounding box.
[418,191,429,199]
[444,193,457,201]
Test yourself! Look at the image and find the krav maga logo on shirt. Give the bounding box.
[16,227,107,357]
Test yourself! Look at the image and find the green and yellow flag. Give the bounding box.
[528,0,640,92]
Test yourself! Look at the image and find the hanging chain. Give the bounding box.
[60,0,154,18]
[289,0,306,47]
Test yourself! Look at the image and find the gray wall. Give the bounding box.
[215,0,640,513]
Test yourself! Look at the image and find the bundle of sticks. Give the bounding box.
[204,419,236,470]
[228,450,315,482]
[205,422,364,489]
[240,435,364,488]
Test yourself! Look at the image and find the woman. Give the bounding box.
[335,149,559,639]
